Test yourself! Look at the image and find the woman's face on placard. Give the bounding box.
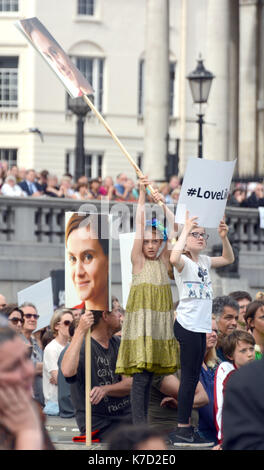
[67,225,109,309]
[30,29,78,85]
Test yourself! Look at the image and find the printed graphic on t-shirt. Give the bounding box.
[184,265,213,300]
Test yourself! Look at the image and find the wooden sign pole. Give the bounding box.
[81,93,163,206]
[85,302,92,447]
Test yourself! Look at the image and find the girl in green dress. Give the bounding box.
[116,176,179,424]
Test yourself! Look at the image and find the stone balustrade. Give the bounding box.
[0,195,263,300]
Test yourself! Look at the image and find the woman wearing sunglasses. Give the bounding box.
[169,210,234,447]
[42,308,73,416]
[1,304,24,334]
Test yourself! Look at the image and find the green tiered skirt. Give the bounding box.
[116,258,180,376]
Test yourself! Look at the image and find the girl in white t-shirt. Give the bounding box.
[169,210,234,447]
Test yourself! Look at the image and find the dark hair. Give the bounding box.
[1,303,24,319]
[0,316,17,345]
[107,424,166,450]
[244,300,264,332]
[222,330,255,359]
[65,212,109,257]
[228,291,252,303]
[213,296,239,320]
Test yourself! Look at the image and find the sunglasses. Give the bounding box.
[24,313,40,320]
[9,317,24,325]
[62,320,73,327]
[189,232,209,240]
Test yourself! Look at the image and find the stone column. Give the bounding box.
[238,0,258,176]
[204,0,232,162]
[257,0,264,175]
[143,0,169,181]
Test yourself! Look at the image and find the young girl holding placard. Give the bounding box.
[169,210,234,447]
[116,176,180,424]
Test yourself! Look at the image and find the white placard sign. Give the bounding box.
[119,232,135,308]
[17,277,54,332]
[175,158,236,228]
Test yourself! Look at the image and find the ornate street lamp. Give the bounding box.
[68,96,92,181]
[187,56,215,158]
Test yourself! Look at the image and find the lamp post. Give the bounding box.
[68,96,91,181]
[187,57,214,158]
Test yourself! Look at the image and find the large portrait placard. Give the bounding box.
[15,17,94,98]
[65,212,112,311]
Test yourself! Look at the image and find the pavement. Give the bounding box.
[45,415,106,450]
[45,415,213,451]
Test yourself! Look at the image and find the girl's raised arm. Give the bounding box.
[131,175,149,268]
[170,211,198,272]
[210,217,235,268]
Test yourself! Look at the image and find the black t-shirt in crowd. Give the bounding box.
[66,335,131,434]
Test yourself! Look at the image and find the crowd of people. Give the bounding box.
[0,287,263,450]
[0,160,264,207]
[0,167,264,451]
[0,162,182,204]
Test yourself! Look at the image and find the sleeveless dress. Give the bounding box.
[115,258,180,376]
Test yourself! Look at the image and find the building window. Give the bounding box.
[85,153,103,179]
[0,56,18,108]
[66,151,103,179]
[68,56,104,112]
[0,148,17,167]
[77,0,94,15]
[138,60,176,117]
[0,0,18,11]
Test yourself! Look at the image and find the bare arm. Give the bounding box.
[170,210,198,271]
[130,176,149,272]
[61,311,94,378]
[159,374,208,409]
[49,370,58,385]
[210,217,235,268]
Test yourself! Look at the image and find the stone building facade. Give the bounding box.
[0,0,263,182]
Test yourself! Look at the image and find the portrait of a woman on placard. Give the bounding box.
[16,17,94,98]
[65,212,111,311]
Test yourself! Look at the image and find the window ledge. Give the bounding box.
[0,12,20,18]
[73,15,101,24]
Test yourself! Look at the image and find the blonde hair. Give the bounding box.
[256,291,264,301]
[50,308,73,336]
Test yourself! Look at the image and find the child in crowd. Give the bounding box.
[214,329,255,449]
[169,210,234,446]
[116,175,179,424]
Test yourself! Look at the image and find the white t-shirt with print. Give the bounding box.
[173,254,213,333]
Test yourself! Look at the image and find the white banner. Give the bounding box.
[175,158,236,228]
[17,277,54,332]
